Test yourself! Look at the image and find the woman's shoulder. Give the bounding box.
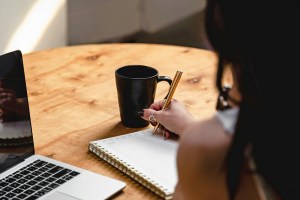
[177,116,232,174]
[174,116,233,199]
[180,116,232,154]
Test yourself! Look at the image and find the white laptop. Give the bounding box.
[0,50,126,200]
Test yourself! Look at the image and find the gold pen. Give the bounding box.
[153,70,183,134]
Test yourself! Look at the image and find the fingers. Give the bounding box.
[149,100,165,110]
[148,110,158,126]
[144,100,168,123]
[160,126,170,140]
[141,109,170,139]
[148,99,177,112]
[142,109,158,126]
[156,126,174,140]
[140,99,183,139]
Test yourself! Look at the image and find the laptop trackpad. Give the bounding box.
[43,191,80,200]
[55,171,125,200]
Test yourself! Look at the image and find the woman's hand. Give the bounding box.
[141,99,196,138]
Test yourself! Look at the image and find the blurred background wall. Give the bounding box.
[0,0,67,54]
[0,0,208,55]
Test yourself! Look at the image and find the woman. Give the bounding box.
[141,0,298,199]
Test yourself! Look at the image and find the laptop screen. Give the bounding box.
[0,50,34,173]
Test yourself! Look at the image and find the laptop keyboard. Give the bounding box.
[0,159,80,200]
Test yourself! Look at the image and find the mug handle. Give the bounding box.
[157,76,172,99]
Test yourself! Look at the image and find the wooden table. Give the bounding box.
[23,43,218,199]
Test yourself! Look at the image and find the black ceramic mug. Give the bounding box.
[115,65,172,128]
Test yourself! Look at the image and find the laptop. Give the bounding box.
[0,50,126,200]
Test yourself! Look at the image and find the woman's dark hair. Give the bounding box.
[205,0,299,199]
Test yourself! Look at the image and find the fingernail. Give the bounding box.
[137,110,144,117]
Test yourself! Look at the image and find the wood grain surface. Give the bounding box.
[23,43,218,199]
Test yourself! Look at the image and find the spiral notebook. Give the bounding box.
[88,129,179,200]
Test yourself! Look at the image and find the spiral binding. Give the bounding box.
[89,142,172,200]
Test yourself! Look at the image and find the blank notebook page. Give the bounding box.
[94,129,178,192]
